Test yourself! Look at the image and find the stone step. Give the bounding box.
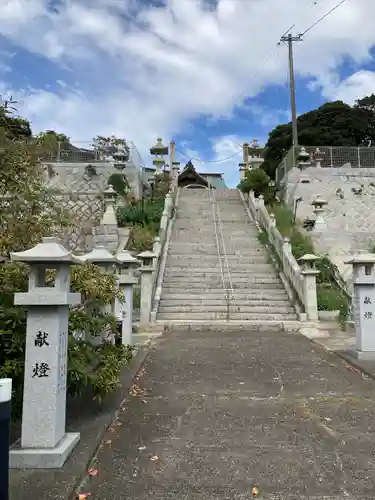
[158,320,304,334]
[161,281,285,290]
[157,312,297,321]
[163,273,279,281]
[164,268,275,277]
[160,291,290,300]
[166,253,267,260]
[165,260,271,268]
[159,298,291,307]
[158,304,294,313]
[168,244,262,250]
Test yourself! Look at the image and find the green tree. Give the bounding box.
[0,105,132,420]
[263,100,374,179]
[238,168,273,202]
[0,97,32,139]
[354,93,375,145]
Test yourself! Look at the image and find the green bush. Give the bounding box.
[108,173,129,197]
[266,201,350,319]
[117,198,164,230]
[0,107,134,421]
[238,168,275,202]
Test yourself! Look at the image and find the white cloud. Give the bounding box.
[0,0,374,183]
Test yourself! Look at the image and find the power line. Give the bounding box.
[300,0,349,37]
[174,147,242,164]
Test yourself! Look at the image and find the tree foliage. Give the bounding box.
[238,168,274,202]
[0,98,32,140]
[0,103,133,420]
[92,135,130,161]
[262,96,375,178]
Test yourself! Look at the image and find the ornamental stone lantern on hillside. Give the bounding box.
[150,138,169,175]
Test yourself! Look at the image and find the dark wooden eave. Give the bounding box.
[177,161,210,188]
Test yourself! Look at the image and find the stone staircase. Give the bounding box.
[157,188,297,322]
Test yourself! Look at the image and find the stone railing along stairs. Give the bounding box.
[156,188,297,322]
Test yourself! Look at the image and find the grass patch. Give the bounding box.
[266,201,350,319]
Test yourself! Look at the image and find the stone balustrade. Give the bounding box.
[138,187,179,325]
[244,191,319,321]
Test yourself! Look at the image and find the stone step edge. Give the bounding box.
[154,319,310,332]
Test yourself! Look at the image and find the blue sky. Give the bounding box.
[0,0,375,187]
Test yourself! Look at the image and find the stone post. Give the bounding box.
[115,250,139,345]
[345,254,375,359]
[9,237,81,469]
[282,236,292,254]
[153,236,161,259]
[138,251,156,326]
[298,254,320,321]
[165,191,173,216]
[78,246,119,344]
[171,161,180,189]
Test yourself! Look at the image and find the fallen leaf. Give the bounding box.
[137,445,147,451]
[150,455,159,462]
[104,440,112,446]
[252,486,259,496]
[78,493,91,500]
[141,399,147,404]
[116,422,123,427]
[344,364,361,375]
[88,468,98,477]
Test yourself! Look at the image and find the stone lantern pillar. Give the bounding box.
[150,137,169,176]
[95,185,119,252]
[115,250,140,345]
[9,237,82,469]
[345,254,375,359]
[311,196,328,232]
[297,147,311,170]
[137,250,156,326]
[298,253,320,321]
[100,185,117,226]
[78,246,120,344]
[313,147,325,168]
[113,144,128,170]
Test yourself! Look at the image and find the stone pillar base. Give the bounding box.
[355,350,375,361]
[9,432,80,469]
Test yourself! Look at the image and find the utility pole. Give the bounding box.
[280,33,303,149]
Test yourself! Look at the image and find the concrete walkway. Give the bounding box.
[82,327,375,500]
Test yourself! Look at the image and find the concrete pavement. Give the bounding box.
[80,327,375,500]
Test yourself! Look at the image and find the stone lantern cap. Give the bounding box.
[150,137,168,156]
[299,253,319,269]
[103,185,116,199]
[297,147,310,161]
[116,250,140,268]
[344,254,375,265]
[137,250,156,268]
[77,246,119,264]
[314,147,325,158]
[311,196,327,207]
[10,237,82,265]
